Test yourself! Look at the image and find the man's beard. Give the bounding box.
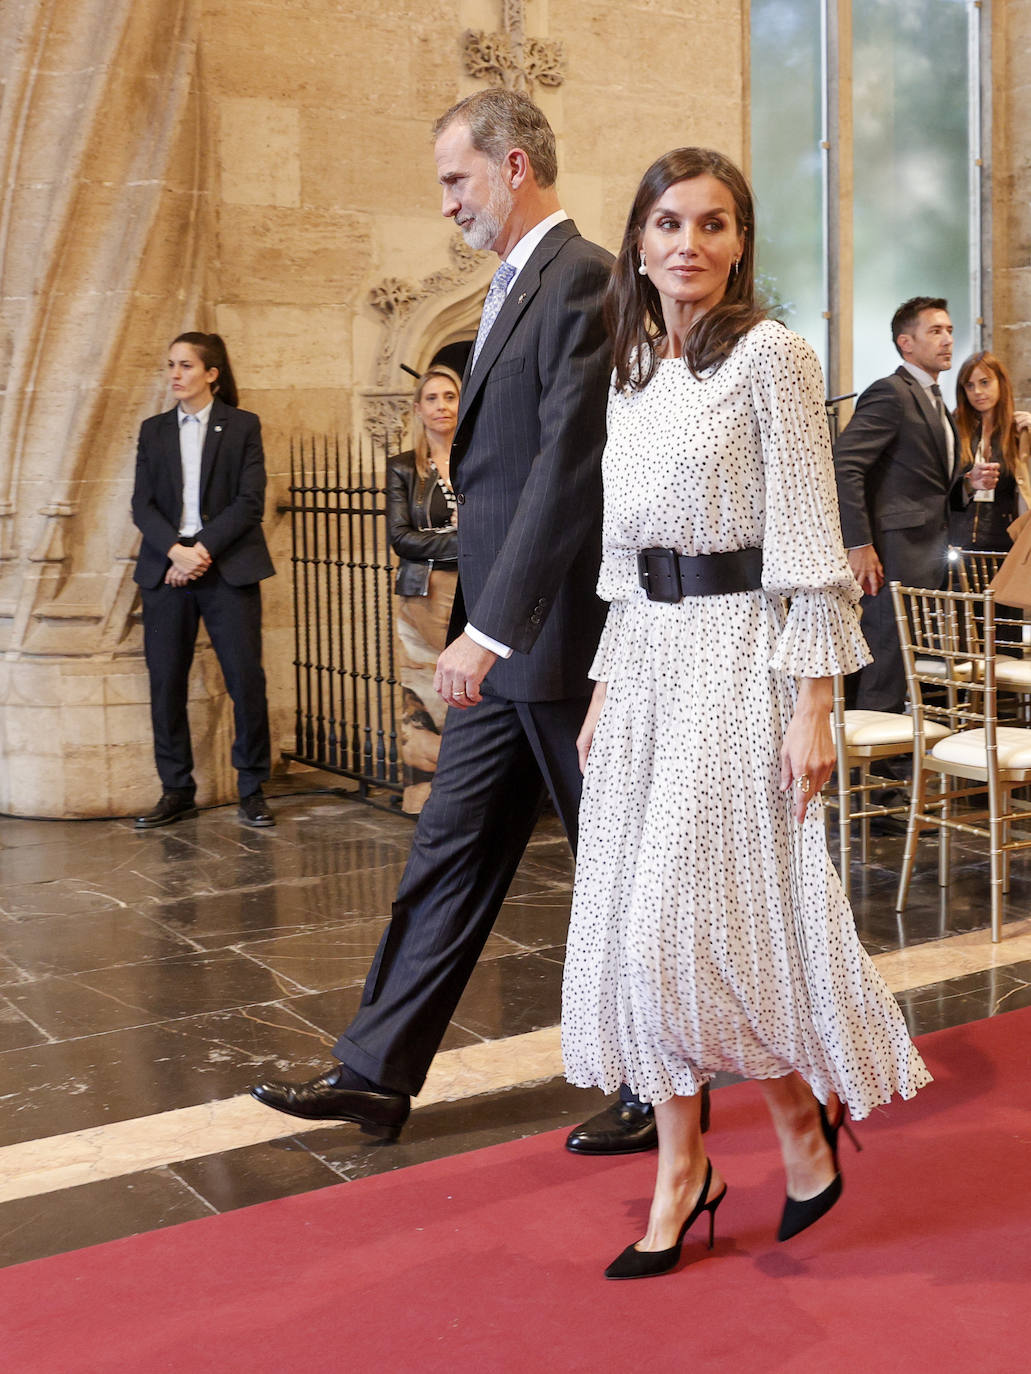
[460,163,514,252]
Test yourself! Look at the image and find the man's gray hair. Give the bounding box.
[433,89,558,189]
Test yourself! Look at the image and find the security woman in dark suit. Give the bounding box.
[131,332,276,829]
[388,364,461,814]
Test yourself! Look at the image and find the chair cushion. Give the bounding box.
[931,725,1031,770]
[915,657,974,681]
[994,658,1031,689]
[842,711,951,747]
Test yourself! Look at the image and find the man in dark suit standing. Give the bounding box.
[834,296,961,713]
[253,90,659,1150]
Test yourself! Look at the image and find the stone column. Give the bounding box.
[0,0,229,816]
[993,0,1031,400]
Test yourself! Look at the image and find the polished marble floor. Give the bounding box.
[2,772,1031,1268]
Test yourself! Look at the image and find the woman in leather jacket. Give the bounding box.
[388,365,461,813]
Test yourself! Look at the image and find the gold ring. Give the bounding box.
[454,688,467,697]
[795,775,811,793]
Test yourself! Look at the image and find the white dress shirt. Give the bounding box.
[178,400,213,537]
[465,211,571,662]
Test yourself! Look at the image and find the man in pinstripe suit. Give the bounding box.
[253,90,657,1151]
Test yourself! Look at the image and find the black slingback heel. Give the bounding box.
[605,1159,727,1279]
[776,1100,861,1243]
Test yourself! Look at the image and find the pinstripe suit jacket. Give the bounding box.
[449,219,613,701]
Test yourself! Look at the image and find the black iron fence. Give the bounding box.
[280,434,404,805]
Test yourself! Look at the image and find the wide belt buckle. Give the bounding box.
[637,547,682,603]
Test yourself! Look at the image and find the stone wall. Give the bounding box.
[994,0,1031,401]
[0,0,748,816]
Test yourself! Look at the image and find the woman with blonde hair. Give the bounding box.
[388,364,462,813]
[949,349,1031,551]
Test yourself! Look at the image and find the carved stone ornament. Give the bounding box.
[368,278,422,320]
[363,394,411,446]
[463,0,565,93]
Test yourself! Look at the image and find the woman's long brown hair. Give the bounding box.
[606,147,767,392]
[171,332,238,407]
[954,350,1017,473]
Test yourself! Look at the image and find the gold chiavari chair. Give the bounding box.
[950,546,1031,716]
[828,675,949,897]
[892,582,1031,942]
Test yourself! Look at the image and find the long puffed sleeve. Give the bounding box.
[748,323,872,678]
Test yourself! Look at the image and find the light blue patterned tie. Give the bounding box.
[470,261,517,369]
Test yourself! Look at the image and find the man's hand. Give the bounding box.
[848,543,884,597]
[434,633,497,709]
[1015,411,1031,433]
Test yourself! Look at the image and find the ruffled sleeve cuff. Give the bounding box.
[769,589,872,678]
[588,600,625,681]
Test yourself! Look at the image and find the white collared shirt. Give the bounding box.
[465,211,570,662]
[501,209,569,292]
[178,400,213,536]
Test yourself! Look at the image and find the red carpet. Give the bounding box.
[5,1011,1031,1373]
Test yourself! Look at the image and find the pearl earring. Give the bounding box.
[638,256,648,276]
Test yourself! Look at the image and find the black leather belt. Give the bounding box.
[636,546,763,602]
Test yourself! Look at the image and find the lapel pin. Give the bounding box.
[214,426,222,433]
[518,292,527,304]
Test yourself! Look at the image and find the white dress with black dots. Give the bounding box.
[561,320,932,1120]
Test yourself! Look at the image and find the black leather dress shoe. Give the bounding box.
[134,792,198,830]
[566,1100,657,1154]
[238,791,275,827]
[566,1083,711,1155]
[250,1066,410,1141]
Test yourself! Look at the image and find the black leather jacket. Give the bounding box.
[387,450,458,596]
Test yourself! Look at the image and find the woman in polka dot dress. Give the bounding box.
[561,148,931,1280]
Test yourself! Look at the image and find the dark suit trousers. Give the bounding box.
[333,691,590,1096]
[141,569,271,798]
[856,541,949,713]
[855,585,908,713]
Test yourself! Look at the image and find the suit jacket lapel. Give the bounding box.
[159,407,183,517]
[456,220,580,435]
[199,397,229,498]
[897,367,951,477]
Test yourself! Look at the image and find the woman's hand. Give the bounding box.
[168,541,212,579]
[967,461,1000,492]
[779,676,835,822]
[576,681,608,774]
